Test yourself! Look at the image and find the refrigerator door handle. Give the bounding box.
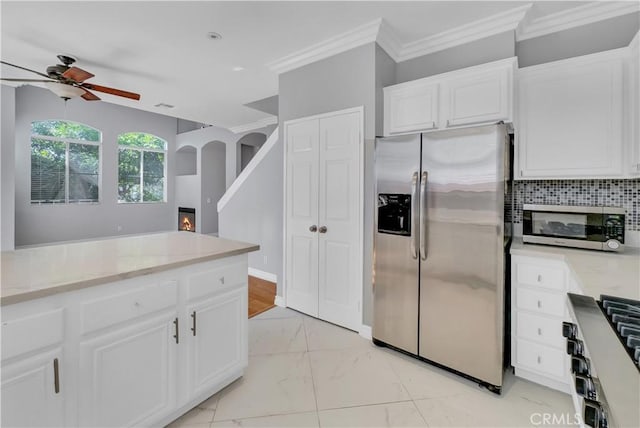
[419,171,428,260]
[411,171,419,259]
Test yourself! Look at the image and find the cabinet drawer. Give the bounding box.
[1,309,64,360]
[515,261,566,291]
[82,281,177,334]
[516,287,566,317]
[516,312,565,349]
[187,262,247,301]
[515,338,566,379]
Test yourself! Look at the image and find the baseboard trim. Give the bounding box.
[248,268,277,284]
[274,296,286,307]
[359,324,372,340]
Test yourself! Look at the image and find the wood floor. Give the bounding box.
[248,276,276,318]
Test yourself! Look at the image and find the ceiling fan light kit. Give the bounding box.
[44,82,85,100]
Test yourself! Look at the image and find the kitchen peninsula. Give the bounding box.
[1,231,258,427]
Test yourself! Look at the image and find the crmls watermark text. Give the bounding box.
[530,412,582,426]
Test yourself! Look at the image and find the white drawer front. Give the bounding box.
[1,309,64,360]
[516,287,566,317]
[516,261,566,291]
[82,281,177,334]
[516,312,565,349]
[515,337,566,379]
[187,262,247,301]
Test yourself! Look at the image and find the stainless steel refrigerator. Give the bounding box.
[373,124,510,393]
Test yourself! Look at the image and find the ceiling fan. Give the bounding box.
[0,54,140,101]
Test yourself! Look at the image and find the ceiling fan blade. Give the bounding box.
[1,61,50,78]
[81,89,101,101]
[0,78,54,82]
[62,66,94,83]
[81,83,140,100]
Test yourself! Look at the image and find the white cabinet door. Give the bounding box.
[384,82,439,135]
[186,287,247,399]
[285,118,320,317]
[78,312,177,427]
[317,111,361,331]
[1,348,64,427]
[518,50,624,179]
[444,66,512,127]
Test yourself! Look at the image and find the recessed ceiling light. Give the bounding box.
[154,102,175,109]
[207,32,222,40]
[232,66,245,72]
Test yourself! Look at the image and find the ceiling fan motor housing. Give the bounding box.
[46,64,69,78]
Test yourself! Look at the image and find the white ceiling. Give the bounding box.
[0,1,599,129]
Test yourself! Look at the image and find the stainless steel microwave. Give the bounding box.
[522,204,625,252]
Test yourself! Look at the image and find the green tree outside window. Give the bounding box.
[31,121,101,204]
[117,132,167,203]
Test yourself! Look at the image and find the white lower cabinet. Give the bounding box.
[78,312,178,427]
[511,255,570,393]
[186,287,247,399]
[0,254,249,428]
[1,347,65,427]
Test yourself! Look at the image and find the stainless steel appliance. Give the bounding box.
[373,124,510,393]
[564,294,639,428]
[523,205,625,252]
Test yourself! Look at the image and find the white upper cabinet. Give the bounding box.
[443,62,513,127]
[384,82,439,135]
[383,57,516,136]
[517,49,626,179]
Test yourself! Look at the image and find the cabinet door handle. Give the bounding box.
[309,225,317,232]
[445,119,451,127]
[319,226,327,234]
[53,358,60,394]
[173,317,179,344]
[219,276,225,285]
[537,300,542,308]
[191,311,197,336]
[431,121,436,129]
[538,328,542,336]
[537,355,542,364]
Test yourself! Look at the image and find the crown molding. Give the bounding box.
[394,4,532,62]
[229,116,278,134]
[267,19,381,74]
[376,19,403,62]
[516,1,640,41]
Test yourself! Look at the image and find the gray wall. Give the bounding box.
[396,31,515,83]
[175,146,197,176]
[218,133,283,279]
[1,85,16,250]
[200,141,226,234]
[517,12,640,67]
[14,85,177,246]
[280,43,376,139]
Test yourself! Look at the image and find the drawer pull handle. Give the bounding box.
[173,317,179,344]
[53,358,60,394]
[537,274,542,282]
[538,328,542,336]
[219,276,225,285]
[191,311,197,336]
[537,300,542,308]
[537,355,542,364]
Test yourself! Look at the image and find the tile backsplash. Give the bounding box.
[512,179,640,231]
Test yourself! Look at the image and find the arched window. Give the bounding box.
[118,132,167,203]
[30,120,101,204]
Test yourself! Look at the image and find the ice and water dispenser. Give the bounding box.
[377,194,411,236]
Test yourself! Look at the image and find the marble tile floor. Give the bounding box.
[167,307,573,428]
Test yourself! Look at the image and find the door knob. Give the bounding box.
[309,225,318,232]
[319,226,327,233]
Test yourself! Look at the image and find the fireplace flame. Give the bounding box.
[182,216,193,231]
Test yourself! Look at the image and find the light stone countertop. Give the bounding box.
[0,231,259,306]
[510,238,640,300]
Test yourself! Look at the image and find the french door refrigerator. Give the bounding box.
[373,124,510,393]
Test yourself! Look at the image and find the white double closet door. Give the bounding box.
[285,107,363,332]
